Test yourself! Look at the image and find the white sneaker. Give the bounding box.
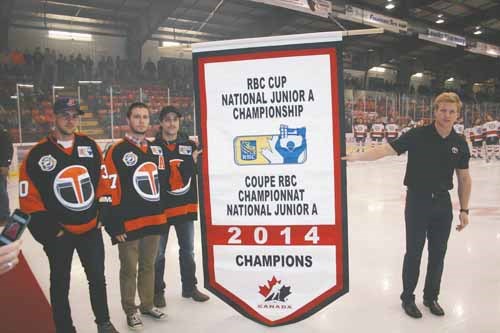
[126,312,143,330]
[140,307,167,320]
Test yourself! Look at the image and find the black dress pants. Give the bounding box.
[400,189,453,304]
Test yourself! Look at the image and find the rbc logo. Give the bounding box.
[240,140,257,161]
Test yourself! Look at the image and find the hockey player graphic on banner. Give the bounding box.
[234,124,307,165]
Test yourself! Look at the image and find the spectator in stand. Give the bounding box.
[49,50,57,84]
[41,48,52,88]
[105,56,114,82]
[76,54,85,81]
[67,55,76,84]
[85,55,94,80]
[24,49,33,77]
[11,49,26,77]
[97,56,106,80]
[115,56,121,81]
[0,49,11,75]
[144,58,157,81]
[56,54,65,83]
[33,47,44,86]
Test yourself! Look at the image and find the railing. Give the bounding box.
[1,84,498,143]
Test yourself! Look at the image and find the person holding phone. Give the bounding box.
[0,239,21,275]
[18,98,118,333]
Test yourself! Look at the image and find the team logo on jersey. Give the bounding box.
[150,146,163,155]
[451,147,458,154]
[53,165,95,211]
[167,159,191,196]
[123,152,138,167]
[38,155,57,172]
[133,162,160,202]
[77,146,94,158]
[179,145,192,155]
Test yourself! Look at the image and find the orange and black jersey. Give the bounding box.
[19,133,102,244]
[98,138,168,244]
[153,137,198,224]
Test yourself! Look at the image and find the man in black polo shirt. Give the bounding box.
[344,92,472,319]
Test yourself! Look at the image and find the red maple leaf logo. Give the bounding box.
[259,276,280,297]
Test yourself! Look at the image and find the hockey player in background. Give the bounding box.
[453,117,465,138]
[353,118,368,152]
[482,114,499,162]
[370,117,385,148]
[470,117,484,159]
[400,120,414,135]
[385,118,400,143]
[98,102,168,330]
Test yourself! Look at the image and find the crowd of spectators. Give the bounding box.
[0,47,194,96]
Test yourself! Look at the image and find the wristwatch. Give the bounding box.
[460,209,469,214]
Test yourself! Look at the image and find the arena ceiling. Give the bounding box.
[8,0,500,82]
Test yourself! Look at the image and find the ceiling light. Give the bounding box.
[78,81,102,84]
[370,66,386,73]
[161,41,181,47]
[446,77,454,82]
[49,30,92,42]
[437,14,443,18]
[473,30,482,35]
[414,72,423,78]
[385,3,395,10]
[436,19,445,24]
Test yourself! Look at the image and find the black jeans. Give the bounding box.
[400,189,453,304]
[43,228,110,333]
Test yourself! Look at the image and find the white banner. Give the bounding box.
[419,29,466,48]
[466,41,500,58]
[249,0,332,18]
[336,5,408,33]
[193,34,348,326]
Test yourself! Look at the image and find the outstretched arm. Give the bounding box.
[342,143,397,162]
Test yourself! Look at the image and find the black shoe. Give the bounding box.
[97,321,119,333]
[402,302,422,318]
[154,292,166,308]
[423,300,445,316]
[182,287,210,302]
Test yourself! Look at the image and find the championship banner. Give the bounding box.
[192,31,348,326]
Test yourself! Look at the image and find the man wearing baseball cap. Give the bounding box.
[19,97,118,333]
[153,105,209,307]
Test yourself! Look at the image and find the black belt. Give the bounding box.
[407,188,449,198]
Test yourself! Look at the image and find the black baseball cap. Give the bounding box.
[54,98,84,115]
[159,105,181,121]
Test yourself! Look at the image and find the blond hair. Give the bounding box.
[433,92,462,112]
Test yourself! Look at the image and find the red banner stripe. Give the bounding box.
[207,225,339,246]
